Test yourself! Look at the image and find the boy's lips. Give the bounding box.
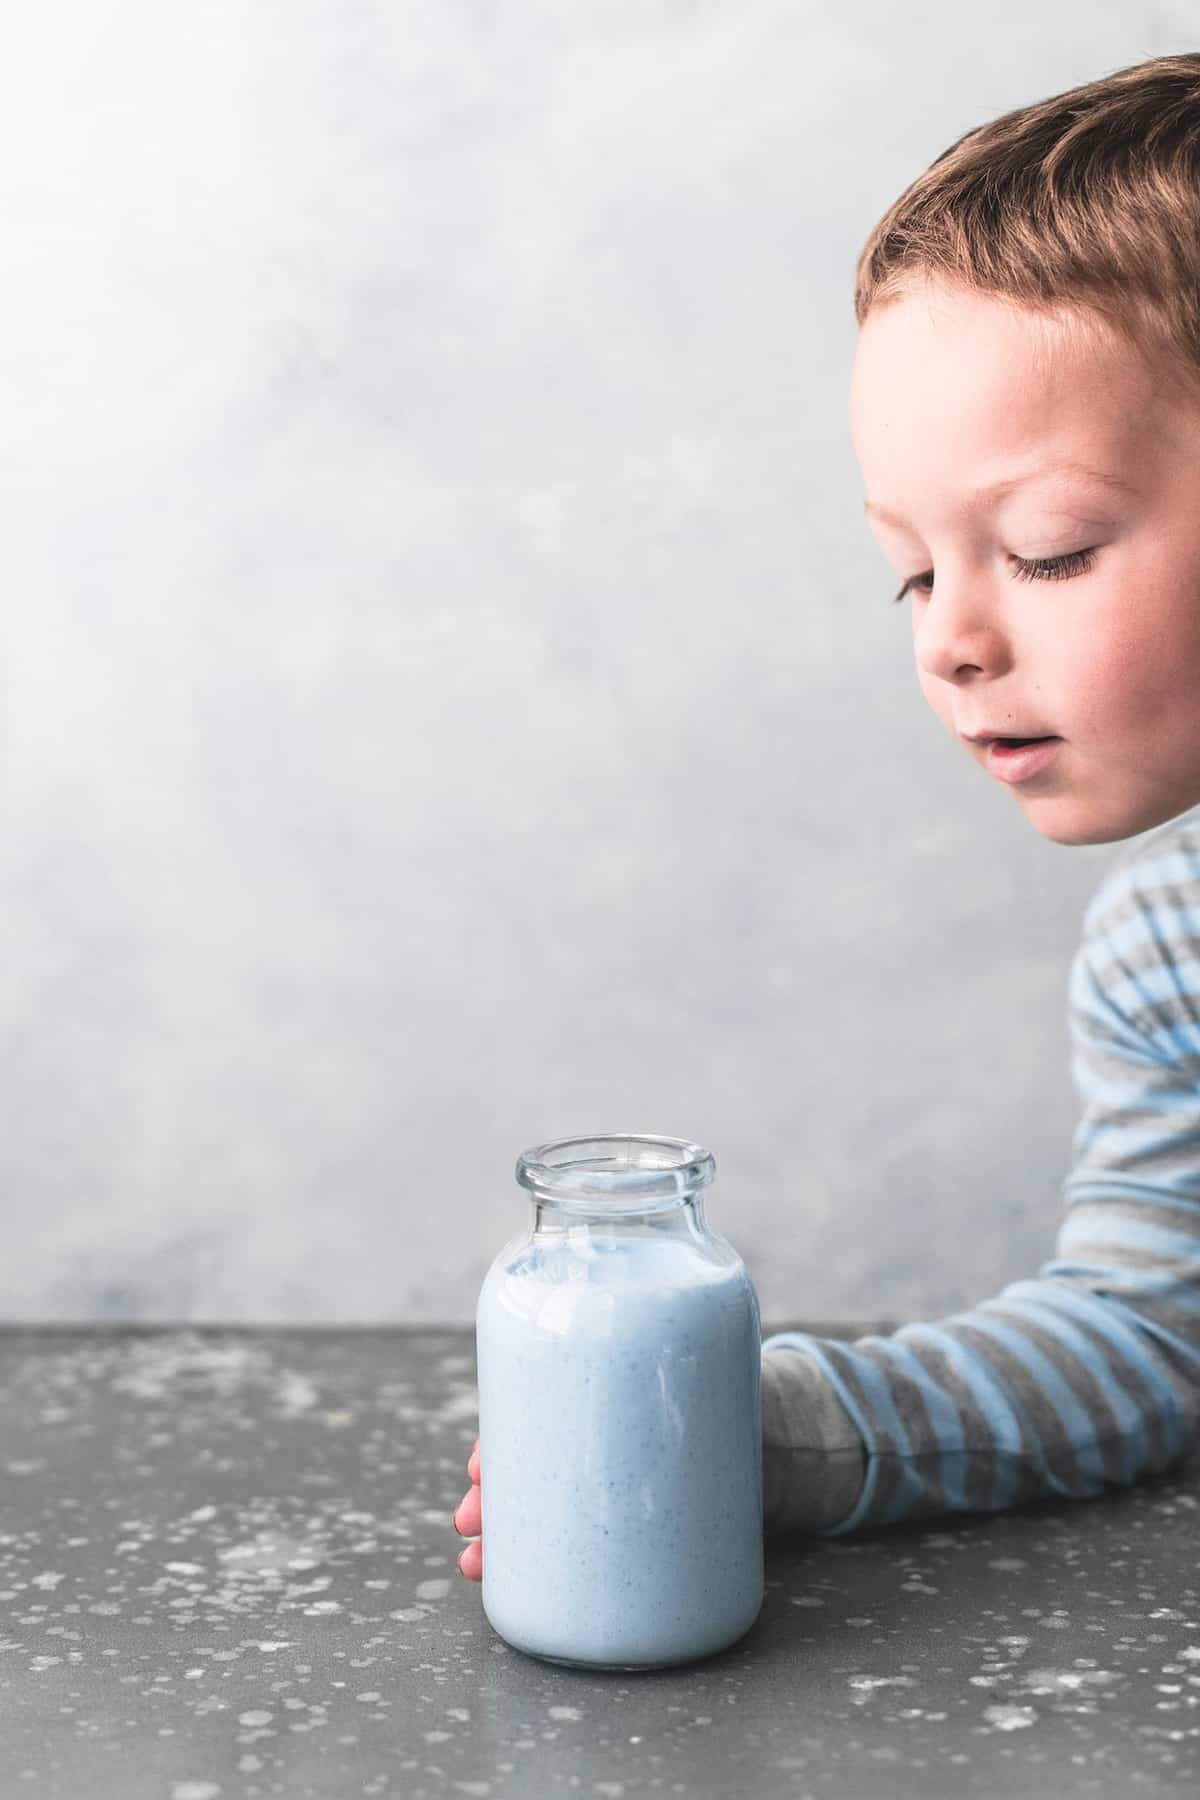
[959,728,1059,744]
[956,727,1064,784]
[980,736,1063,783]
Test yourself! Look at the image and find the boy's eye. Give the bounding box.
[892,547,1098,604]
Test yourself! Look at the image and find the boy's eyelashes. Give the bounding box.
[891,546,1099,604]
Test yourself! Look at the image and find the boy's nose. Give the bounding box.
[914,599,1006,684]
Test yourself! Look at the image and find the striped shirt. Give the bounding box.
[760,802,1200,1536]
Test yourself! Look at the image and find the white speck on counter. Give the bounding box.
[427,1389,480,1426]
[982,1704,1038,1731]
[171,1784,222,1800]
[415,1579,450,1601]
[548,1705,582,1720]
[275,1371,319,1415]
[113,1338,258,1401]
[1020,1668,1119,1695]
[237,1711,273,1728]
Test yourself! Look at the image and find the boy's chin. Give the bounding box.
[1029,818,1131,847]
[1015,788,1198,847]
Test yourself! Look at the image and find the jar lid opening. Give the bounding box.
[516,1134,715,1209]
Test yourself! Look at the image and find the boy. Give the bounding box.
[455,51,1200,1571]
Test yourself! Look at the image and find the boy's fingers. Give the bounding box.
[455,1436,482,1572]
[453,1486,482,1537]
[458,1539,483,1582]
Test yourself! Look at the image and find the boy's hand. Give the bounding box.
[453,1437,482,1581]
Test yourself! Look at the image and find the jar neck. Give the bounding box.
[530,1190,707,1238]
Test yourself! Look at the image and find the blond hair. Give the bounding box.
[854,53,1200,404]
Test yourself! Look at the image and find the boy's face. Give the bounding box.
[849,275,1200,845]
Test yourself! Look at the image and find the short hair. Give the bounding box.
[854,53,1200,406]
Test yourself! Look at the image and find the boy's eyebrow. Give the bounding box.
[863,461,1140,526]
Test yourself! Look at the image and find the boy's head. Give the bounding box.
[848,54,1200,847]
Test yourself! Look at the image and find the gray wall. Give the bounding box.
[3,2,1184,1325]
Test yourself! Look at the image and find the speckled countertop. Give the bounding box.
[1,1327,1198,1800]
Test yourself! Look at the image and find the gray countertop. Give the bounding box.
[1,1326,1197,1799]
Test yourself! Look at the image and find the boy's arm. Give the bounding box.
[761,836,1200,1537]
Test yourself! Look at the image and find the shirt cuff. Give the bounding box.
[761,1342,868,1536]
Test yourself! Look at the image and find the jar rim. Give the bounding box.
[515,1133,715,1209]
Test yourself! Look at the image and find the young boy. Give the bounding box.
[454,51,1200,1573]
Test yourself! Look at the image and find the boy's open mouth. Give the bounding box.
[982,735,1064,784]
[960,726,1062,747]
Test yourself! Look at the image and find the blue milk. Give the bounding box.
[476,1228,764,1670]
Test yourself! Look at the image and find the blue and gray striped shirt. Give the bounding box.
[761,803,1200,1536]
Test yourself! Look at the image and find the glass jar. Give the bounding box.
[475,1133,764,1671]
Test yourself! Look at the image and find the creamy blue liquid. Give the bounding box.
[476,1231,763,1668]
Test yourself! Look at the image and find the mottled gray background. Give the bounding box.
[3,2,1189,1325]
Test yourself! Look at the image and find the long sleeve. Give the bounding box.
[761,810,1200,1538]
